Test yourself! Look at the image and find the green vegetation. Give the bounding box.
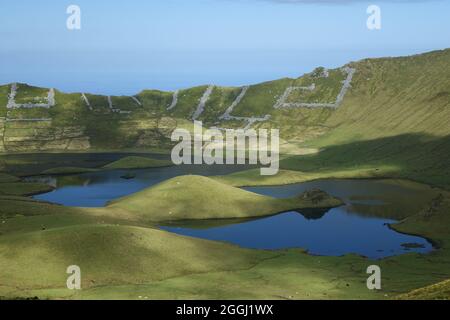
[287,68,347,104]
[0,224,273,299]
[0,85,9,117]
[169,86,209,119]
[14,84,48,104]
[50,91,88,126]
[0,49,449,154]
[107,175,342,222]
[0,49,449,300]
[110,96,140,111]
[137,89,173,114]
[83,94,110,113]
[102,156,172,170]
[0,172,449,300]
[37,156,172,175]
[198,86,242,124]
[397,279,450,300]
[0,173,20,183]
[42,167,98,175]
[232,78,294,117]
[7,108,51,119]
[0,181,53,196]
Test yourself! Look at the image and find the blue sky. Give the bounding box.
[0,0,449,95]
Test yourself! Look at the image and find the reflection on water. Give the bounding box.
[31,164,256,207]
[245,179,439,221]
[161,209,432,259]
[161,179,437,259]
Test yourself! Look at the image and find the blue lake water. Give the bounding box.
[30,167,435,259]
[31,164,254,207]
[160,210,431,259]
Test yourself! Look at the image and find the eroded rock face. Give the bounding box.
[1,121,90,151]
[299,188,335,205]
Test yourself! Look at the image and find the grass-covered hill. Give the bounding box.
[1,49,450,300]
[1,174,449,300]
[106,175,342,222]
[397,279,450,300]
[274,50,450,189]
[1,48,447,154]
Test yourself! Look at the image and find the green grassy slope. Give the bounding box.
[137,89,173,114]
[0,182,54,197]
[1,49,450,300]
[0,85,9,117]
[107,175,342,222]
[83,94,110,113]
[221,49,450,190]
[51,90,89,120]
[110,96,140,111]
[316,49,450,144]
[287,68,347,104]
[41,167,98,175]
[14,84,48,104]
[0,224,272,298]
[102,156,172,169]
[168,86,208,119]
[397,279,450,300]
[231,78,294,117]
[198,86,242,124]
[1,49,448,155]
[280,50,450,188]
[0,173,19,183]
[1,192,450,300]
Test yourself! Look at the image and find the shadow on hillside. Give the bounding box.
[281,133,450,188]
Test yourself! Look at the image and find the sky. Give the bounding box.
[0,0,449,95]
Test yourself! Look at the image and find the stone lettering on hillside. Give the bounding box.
[275,67,356,109]
[7,83,56,110]
[192,85,214,120]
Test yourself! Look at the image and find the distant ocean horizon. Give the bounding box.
[0,47,438,96]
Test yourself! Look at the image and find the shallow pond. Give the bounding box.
[30,166,435,259]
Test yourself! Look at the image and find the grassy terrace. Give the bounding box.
[7,108,51,119]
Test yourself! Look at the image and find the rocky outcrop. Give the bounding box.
[299,188,340,205]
